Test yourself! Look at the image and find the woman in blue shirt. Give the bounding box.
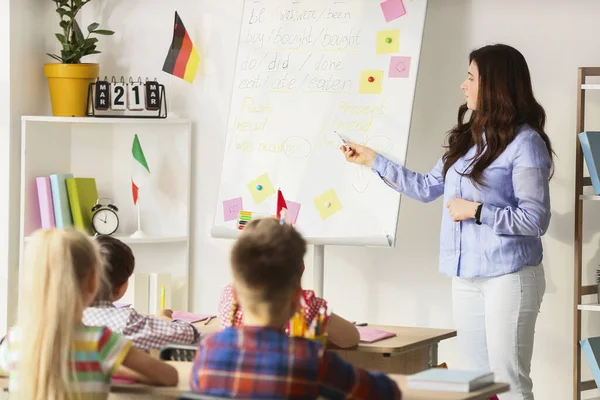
[341,44,553,400]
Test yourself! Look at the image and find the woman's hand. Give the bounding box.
[339,142,378,168]
[446,198,480,222]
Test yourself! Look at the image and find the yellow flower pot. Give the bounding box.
[44,63,99,117]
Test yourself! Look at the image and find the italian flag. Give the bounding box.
[131,134,150,205]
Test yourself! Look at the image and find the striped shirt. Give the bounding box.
[0,325,132,399]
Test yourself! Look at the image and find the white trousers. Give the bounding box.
[452,264,545,400]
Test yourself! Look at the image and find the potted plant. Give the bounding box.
[45,0,114,117]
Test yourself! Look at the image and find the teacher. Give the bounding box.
[341,44,553,400]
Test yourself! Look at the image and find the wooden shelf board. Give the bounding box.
[578,303,600,311]
[21,116,191,125]
[24,235,188,244]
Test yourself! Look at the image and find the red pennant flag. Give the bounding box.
[276,189,288,218]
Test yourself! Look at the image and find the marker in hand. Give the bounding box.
[334,130,352,151]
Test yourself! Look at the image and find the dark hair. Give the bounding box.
[442,44,554,186]
[94,235,135,301]
[231,218,306,303]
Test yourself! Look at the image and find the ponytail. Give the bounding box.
[16,229,102,400]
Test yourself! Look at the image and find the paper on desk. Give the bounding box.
[172,311,214,323]
[357,326,396,343]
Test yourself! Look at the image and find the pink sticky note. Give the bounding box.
[172,311,214,323]
[285,201,301,224]
[380,0,406,22]
[356,326,397,343]
[389,56,411,78]
[223,197,243,222]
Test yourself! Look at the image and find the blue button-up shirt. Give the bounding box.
[372,125,551,278]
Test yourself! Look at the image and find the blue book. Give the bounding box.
[406,368,494,392]
[581,337,600,389]
[578,131,600,194]
[49,173,73,228]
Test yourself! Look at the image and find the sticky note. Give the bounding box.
[247,173,275,204]
[223,197,243,222]
[389,56,411,78]
[376,30,400,54]
[359,70,384,94]
[314,189,342,220]
[380,0,406,22]
[285,201,301,224]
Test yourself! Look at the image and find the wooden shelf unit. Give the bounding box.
[574,68,600,400]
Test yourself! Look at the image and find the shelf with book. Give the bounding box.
[574,68,600,400]
[17,116,193,313]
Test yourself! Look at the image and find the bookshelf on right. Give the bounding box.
[574,68,600,400]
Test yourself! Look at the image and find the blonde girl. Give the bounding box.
[0,228,178,399]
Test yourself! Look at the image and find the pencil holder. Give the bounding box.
[308,333,328,347]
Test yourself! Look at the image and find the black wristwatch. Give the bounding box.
[475,203,483,225]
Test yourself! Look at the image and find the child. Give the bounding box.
[83,235,200,351]
[191,218,401,399]
[0,228,177,399]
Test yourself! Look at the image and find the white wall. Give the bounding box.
[8,0,600,398]
[0,0,50,333]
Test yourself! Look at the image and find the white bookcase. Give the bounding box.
[18,116,193,311]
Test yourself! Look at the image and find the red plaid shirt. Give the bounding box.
[191,326,401,399]
[218,284,327,330]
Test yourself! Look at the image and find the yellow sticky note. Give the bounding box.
[246,173,275,204]
[359,70,384,94]
[314,189,342,220]
[376,30,400,54]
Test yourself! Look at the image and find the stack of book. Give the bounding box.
[35,173,98,235]
[406,368,495,392]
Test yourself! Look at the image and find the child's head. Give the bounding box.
[18,228,103,399]
[94,235,135,302]
[230,217,306,325]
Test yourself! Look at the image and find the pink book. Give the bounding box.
[172,311,214,323]
[112,376,136,384]
[357,326,397,343]
[36,177,55,229]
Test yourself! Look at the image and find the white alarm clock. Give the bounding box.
[91,198,119,236]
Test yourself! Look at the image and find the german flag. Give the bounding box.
[162,12,200,84]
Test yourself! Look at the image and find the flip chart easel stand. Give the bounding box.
[313,245,325,297]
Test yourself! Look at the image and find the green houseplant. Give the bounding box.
[44,0,114,117]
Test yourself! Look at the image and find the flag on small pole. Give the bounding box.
[162,12,200,84]
[131,134,150,238]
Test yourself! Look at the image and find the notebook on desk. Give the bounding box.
[406,368,494,392]
[356,326,396,343]
[172,311,214,324]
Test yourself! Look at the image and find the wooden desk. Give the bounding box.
[195,319,457,375]
[109,362,509,399]
[0,363,508,399]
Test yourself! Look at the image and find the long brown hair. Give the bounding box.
[442,44,554,185]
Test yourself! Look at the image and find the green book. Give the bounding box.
[65,178,98,235]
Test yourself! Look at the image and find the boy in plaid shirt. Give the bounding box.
[191,218,401,399]
[83,235,200,351]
